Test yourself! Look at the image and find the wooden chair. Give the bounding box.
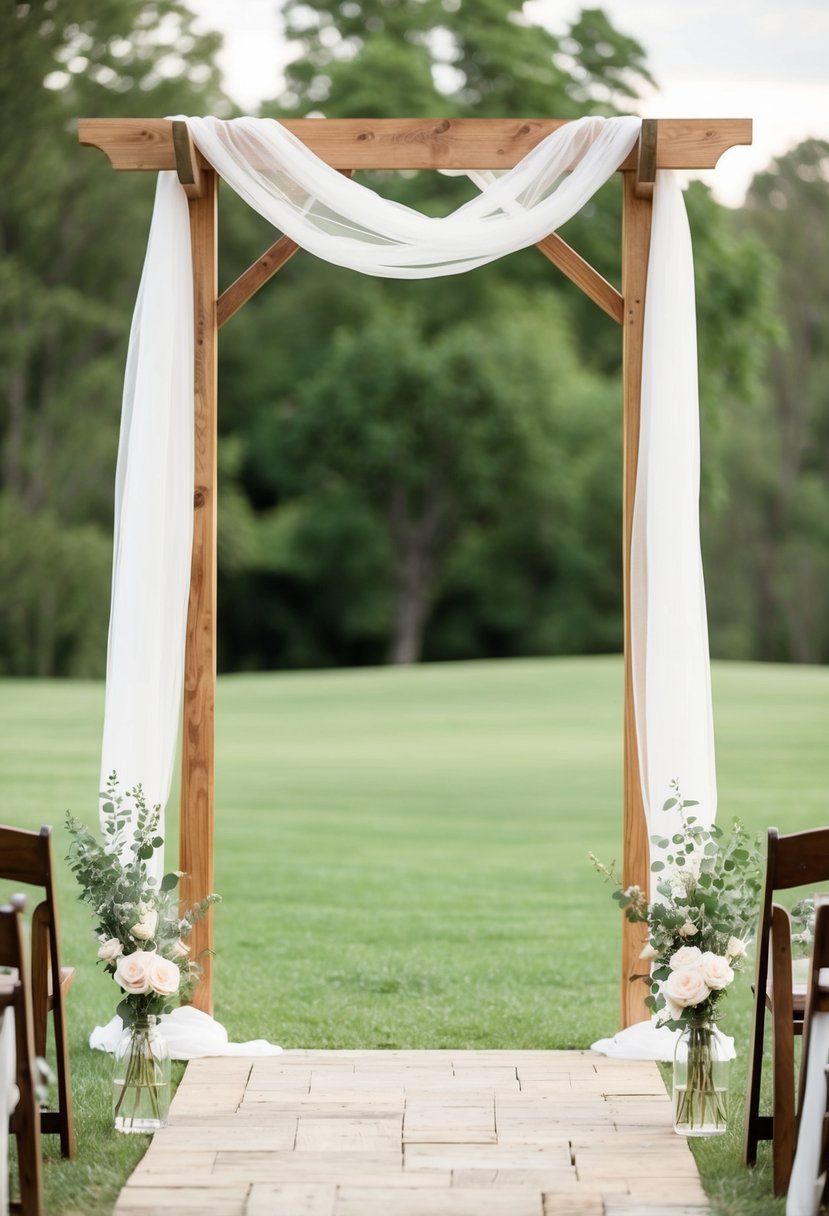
[2,895,44,1216]
[0,825,76,1158]
[744,826,829,1195]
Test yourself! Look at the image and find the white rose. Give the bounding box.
[97,937,123,963]
[169,940,190,960]
[669,945,703,972]
[661,967,711,1011]
[639,942,659,962]
[678,920,698,938]
[131,908,159,941]
[148,954,181,998]
[726,937,747,961]
[699,952,734,991]
[114,950,152,995]
[662,993,686,1023]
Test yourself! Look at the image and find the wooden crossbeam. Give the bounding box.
[79,117,752,174]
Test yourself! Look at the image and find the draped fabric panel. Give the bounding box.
[630,170,717,828]
[99,172,194,849]
[99,115,717,1053]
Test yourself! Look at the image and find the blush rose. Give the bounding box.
[661,967,711,1020]
[114,950,152,995]
[147,954,181,998]
[699,952,734,990]
[669,945,703,972]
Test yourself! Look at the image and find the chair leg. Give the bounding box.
[771,905,797,1195]
[52,998,76,1158]
[30,905,49,1060]
[744,990,768,1166]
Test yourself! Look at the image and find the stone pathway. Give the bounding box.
[114,1050,710,1215]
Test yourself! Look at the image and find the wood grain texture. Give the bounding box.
[536,233,623,324]
[620,171,652,1030]
[218,235,300,327]
[79,117,752,172]
[172,120,205,199]
[770,903,797,1194]
[179,170,218,1015]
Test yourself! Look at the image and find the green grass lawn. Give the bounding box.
[1,655,827,1214]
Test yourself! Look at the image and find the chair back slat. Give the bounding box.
[772,829,829,891]
[0,825,50,887]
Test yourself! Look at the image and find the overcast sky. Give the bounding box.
[190,0,829,205]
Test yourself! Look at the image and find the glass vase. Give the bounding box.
[112,1015,171,1133]
[672,1019,729,1136]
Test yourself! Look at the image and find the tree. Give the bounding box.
[211,1,774,669]
[702,140,829,663]
[264,295,611,663]
[0,1,226,674]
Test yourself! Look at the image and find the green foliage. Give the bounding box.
[702,139,829,664]
[66,773,220,1027]
[278,0,653,118]
[594,779,764,1030]
[0,0,806,673]
[0,1,228,676]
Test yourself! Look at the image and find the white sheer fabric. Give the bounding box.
[100,114,717,1057]
[630,170,717,833]
[593,172,717,1062]
[187,114,640,276]
[99,171,194,875]
[0,1006,16,1215]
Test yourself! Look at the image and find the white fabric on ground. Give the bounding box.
[90,1007,283,1059]
[591,1016,735,1062]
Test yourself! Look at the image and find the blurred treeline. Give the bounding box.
[1,0,827,676]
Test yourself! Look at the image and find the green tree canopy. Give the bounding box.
[0,0,226,675]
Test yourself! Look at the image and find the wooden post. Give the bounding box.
[620,169,653,1028]
[78,116,752,1026]
[180,169,218,1013]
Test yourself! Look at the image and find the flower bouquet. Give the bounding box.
[592,780,763,1134]
[66,774,220,1132]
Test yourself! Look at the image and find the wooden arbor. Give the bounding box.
[79,116,752,1027]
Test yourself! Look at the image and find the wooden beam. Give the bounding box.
[536,233,623,324]
[172,119,205,199]
[218,235,300,328]
[79,117,752,173]
[635,119,658,199]
[179,169,218,1014]
[620,170,652,1029]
